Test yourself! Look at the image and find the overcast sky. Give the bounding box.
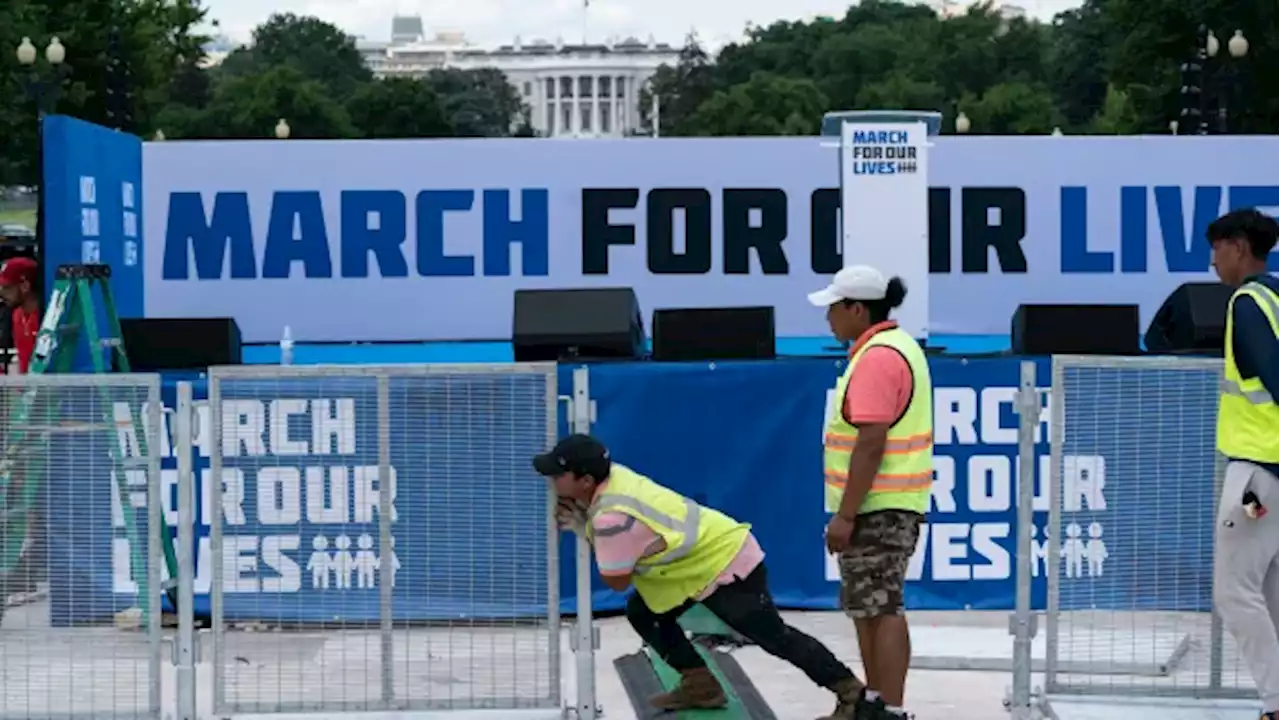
[204,0,1085,48]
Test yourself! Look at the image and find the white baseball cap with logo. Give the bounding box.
[807,265,889,307]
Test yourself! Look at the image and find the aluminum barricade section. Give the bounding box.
[206,364,562,718]
[1041,355,1254,703]
[0,373,164,720]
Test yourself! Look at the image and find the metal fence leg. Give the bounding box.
[570,366,599,720]
[175,381,197,719]
[1010,361,1038,719]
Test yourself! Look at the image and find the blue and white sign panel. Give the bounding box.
[143,137,1278,343]
[840,122,930,338]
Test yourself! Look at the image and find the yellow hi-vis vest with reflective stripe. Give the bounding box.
[1217,280,1279,464]
[824,324,934,516]
[587,463,750,613]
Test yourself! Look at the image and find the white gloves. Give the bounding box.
[555,498,589,535]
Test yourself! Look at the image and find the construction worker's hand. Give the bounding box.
[555,498,588,535]
[825,514,856,554]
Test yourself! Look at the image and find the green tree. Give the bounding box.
[235,13,371,99]
[686,72,826,136]
[1088,84,1142,134]
[959,81,1063,134]
[0,0,210,183]
[638,33,716,136]
[424,67,526,137]
[192,64,356,139]
[346,78,451,138]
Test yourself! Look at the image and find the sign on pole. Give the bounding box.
[827,111,936,340]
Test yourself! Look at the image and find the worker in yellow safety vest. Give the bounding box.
[534,434,870,719]
[808,265,934,720]
[1205,209,1279,720]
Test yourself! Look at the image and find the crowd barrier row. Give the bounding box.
[0,356,1255,719]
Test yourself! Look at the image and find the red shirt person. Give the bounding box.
[0,258,42,373]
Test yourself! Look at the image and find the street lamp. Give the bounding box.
[1179,26,1248,134]
[274,119,291,139]
[1227,30,1248,58]
[14,36,70,302]
[954,112,971,134]
[1169,120,1179,134]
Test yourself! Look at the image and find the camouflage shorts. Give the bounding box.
[838,510,923,619]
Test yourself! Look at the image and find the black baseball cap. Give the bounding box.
[532,434,611,479]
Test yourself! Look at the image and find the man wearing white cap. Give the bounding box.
[809,265,934,720]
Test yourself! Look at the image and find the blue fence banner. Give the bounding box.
[45,356,1214,625]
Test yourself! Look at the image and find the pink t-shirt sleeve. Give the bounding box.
[592,511,664,575]
[843,346,912,425]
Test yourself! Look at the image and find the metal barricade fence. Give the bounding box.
[199,364,569,718]
[0,373,165,720]
[1012,355,1257,717]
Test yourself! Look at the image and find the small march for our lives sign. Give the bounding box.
[846,129,921,176]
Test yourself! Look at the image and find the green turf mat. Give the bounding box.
[677,603,750,646]
[647,645,748,719]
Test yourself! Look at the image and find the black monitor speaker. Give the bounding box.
[1144,282,1234,356]
[512,288,645,361]
[1011,304,1140,356]
[652,306,776,361]
[120,317,242,371]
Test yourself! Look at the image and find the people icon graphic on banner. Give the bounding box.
[1063,523,1086,579]
[1084,522,1107,577]
[305,533,400,589]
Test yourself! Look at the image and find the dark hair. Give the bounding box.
[845,276,908,323]
[1206,209,1278,260]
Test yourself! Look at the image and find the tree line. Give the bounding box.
[1,0,1275,186]
[0,4,530,186]
[642,0,1277,137]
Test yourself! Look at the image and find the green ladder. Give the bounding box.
[0,263,179,624]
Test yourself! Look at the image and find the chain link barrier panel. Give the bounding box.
[1030,355,1256,711]
[0,373,165,719]
[204,364,563,718]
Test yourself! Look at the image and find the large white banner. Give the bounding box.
[144,136,1279,343]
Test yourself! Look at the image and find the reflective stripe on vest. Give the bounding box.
[822,323,934,515]
[1217,280,1280,464]
[590,491,701,573]
[586,463,749,612]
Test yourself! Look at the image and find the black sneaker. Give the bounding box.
[853,690,884,720]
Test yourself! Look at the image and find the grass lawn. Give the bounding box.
[0,208,36,227]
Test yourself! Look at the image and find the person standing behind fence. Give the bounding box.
[0,257,41,374]
[1206,209,1279,720]
[534,434,870,719]
[808,266,933,720]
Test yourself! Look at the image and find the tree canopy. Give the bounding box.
[0,0,1274,183]
[647,0,1276,136]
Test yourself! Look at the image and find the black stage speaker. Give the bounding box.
[120,317,242,371]
[1144,282,1234,356]
[1011,304,1140,356]
[512,288,644,361]
[652,306,776,362]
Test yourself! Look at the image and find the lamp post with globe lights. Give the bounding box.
[1179,26,1249,134]
[14,36,70,297]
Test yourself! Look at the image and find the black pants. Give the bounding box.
[624,562,855,689]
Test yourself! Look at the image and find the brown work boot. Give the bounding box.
[649,666,728,710]
[814,677,867,720]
